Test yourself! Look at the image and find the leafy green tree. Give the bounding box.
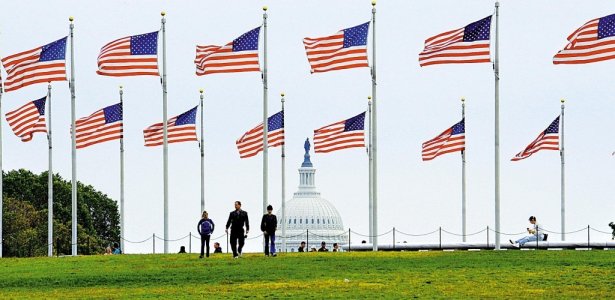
[2,169,120,257]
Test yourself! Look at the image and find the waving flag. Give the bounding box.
[75,103,123,149]
[512,117,560,161]
[419,16,492,67]
[422,119,465,161]
[1,37,67,92]
[553,14,615,64]
[143,106,198,147]
[236,111,284,158]
[303,22,370,73]
[314,112,365,153]
[97,31,159,76]
[5,96,47,142]
[195,27,261,75]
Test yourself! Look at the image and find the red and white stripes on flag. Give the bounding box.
[75,103,123,149]
[553,14,615,64]
[419,16,492,67]
[511,116,560,161]
[143,106,198,147]
[303,22,370,73]
[1,37,67,92]
[96,31,159,77]
[313,112,366,153]
[5,97,47,142]
[194,27,261,75]
[422,119,465,161]
[236,111,284,159]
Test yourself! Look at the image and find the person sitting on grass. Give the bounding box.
[318,241,329,252]
[510,216,544,247]
[332,243,340,252]
[104,246,112,255]
[112,242,122,254]
[298,241,306,252]
[213,242,223,254]
[609,222,615,240]
[178,246,187,254]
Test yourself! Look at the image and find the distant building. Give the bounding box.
[276,138,348,252]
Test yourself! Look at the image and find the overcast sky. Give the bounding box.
[1,0,614,253]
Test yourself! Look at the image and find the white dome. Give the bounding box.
[276,139,348,252]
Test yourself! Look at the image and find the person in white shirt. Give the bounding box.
[510,216,544,246]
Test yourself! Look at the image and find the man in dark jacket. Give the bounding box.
[225,201,250,258]
[260,204,278,257]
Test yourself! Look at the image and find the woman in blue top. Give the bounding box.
[197,211,215,258]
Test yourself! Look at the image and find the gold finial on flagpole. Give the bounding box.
[69,16,74,22]
[263,6,268,11]
[119,85,123,90]
[561,98,565,104]
[161,11,166,17]
[461,97,465,103]
[368,96,372,103]
[199,89,204,94]
[280,92,285,97]
[372,0,376,7]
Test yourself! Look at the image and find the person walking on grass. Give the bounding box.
[225,201,250,259]
[197,211,215,258]
[261,204,278,257]
[510,216,545,247]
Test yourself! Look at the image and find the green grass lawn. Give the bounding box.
[0,251,613,299]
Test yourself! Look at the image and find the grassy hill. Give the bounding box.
[0,251,613,299]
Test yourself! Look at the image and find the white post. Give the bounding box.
[371,0,378,252]
[119,86,125,253]
[461,98,466,242]
[494,2,501,250]
[262,6,269,215]
[69,16,78,256]
[560,99,565,241]
[281,92,286,252]
[161,12,169,254]
[0,75,4,257]
[199,89,205,213]
[368,96,373,243]
[47,83,53,256]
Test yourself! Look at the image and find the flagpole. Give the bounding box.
[161,11,169,254]
[494,2,501,250]
[69,16,78,256]
[199,89,205,213]
[47,83,53,256]
[368,96,373,243]
[119,85,125,253]
[370,0,378,252]
[262,6,269,215]
[461,98,466,243]
[560,99,565,241]
[281,92,286,252]
[0,75,4,258]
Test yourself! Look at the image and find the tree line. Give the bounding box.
[2,169,120,257]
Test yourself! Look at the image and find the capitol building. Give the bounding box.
[276,139,348,252]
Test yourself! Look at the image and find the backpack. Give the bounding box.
[201,219,213,235]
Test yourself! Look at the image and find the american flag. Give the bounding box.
[419,16,492,67]
[97,31,159,77]
[5,96,47,142]
[195,27,261,75]
[303,22,370,73]
[422,119,465,161]
[511,116,560,161]
[1,37,67,92]
[553,14,615,64]
[143,106,198,147]
[314,112,365,153]
[75,103,123,149]
[236,111,284,159]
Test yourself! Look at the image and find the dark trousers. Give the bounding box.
[264,232,276,255]
[200,234,210,257]
[230,230,245,257]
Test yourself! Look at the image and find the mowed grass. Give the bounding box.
[0,251,613,299]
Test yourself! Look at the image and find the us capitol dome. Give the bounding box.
[276,138,348,252]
